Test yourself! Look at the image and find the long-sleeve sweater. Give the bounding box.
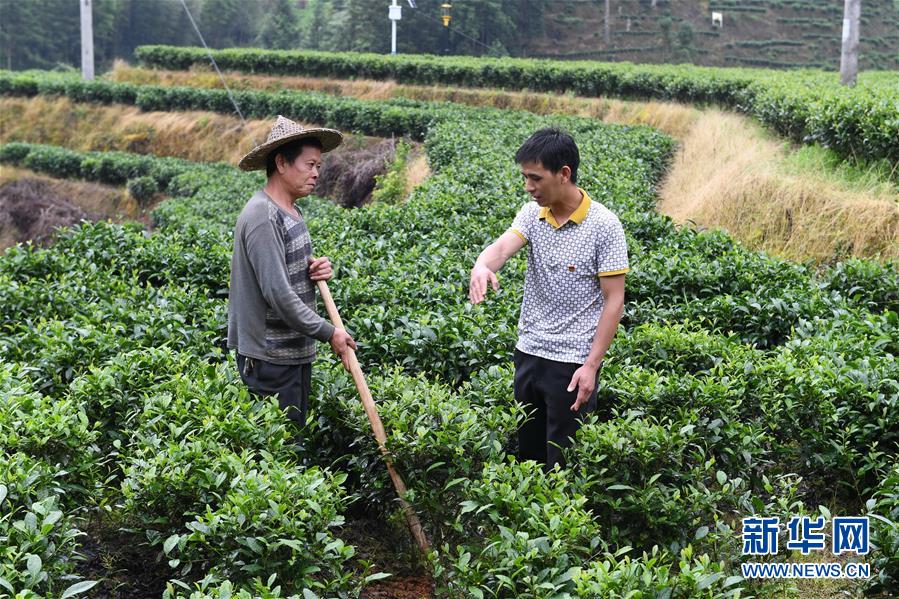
[227,190,335,364]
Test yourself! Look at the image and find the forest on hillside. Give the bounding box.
[1,0,898,72]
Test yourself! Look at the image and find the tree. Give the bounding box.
[113,0,196,61]
[659,16,673,52]
[465,0,517,55]
[513,0,548,55]
[341,0,385,53]
[198,0,260,48]
[256,0,302,50]
[0,0,123,70]
[677,21,694,57]
[0,1,46,69]
[303,0,329,49]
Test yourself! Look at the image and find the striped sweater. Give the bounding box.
[227,190,334,364]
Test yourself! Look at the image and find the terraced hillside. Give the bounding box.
[1,57,898,598]
[531,0,899,70]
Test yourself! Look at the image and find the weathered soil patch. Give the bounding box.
[318,139,398,208]
[0,171,155,251]
[0,178,97,248]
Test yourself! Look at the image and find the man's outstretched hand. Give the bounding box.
[469,264,499,304]
[330,327,357,371]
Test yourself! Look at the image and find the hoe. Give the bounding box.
[316,279,430,555]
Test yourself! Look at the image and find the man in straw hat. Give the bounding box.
[228,115,356,426]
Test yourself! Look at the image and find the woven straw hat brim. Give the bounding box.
[238,128,343,172]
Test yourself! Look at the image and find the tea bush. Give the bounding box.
[132,45,899,166]
[866,464,899,596]
[747,349,899,498]
[0,494,96,598]
[0,453,68,513]
[569,413,752,552]
[308,361,523,541]
[0,66,896,593]
[574,546,745,598]
[433,460,601,598]
[127,175,159,206]
[0,363,100,494]
[162,464,356,594]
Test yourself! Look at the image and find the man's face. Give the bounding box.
[519,160,568,207]
[279,144,323,198]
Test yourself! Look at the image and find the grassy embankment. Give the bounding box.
[102,63,899,261]
[2,62,896,261]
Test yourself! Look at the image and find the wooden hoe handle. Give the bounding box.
[316,280,430,554]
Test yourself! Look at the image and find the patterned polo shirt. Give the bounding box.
[508,188,629,364]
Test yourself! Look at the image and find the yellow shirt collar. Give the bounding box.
[538,188,591,229]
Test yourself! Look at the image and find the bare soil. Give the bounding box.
[317,139,398,208]
[0,171,153,251]
[0,178,96,248]
[361,576,434,599]
[341,511,436,599]
[76,520,170,599]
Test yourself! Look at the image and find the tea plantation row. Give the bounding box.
[1,86,897,597]
[0,70,458,142]
[133,45,899,168]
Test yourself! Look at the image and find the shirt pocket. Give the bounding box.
[545,253,596,291]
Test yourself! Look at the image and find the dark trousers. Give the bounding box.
[514,348,599,469]
[236,354,311,425]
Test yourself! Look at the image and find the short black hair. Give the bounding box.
[514,127,579,184]
[266,137,324,177]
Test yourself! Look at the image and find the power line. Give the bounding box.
[177,0,249,130]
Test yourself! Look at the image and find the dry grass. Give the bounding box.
[659,110,899,262]
[405,152,431,196]
[0,95,386,165]
[108,62,699,139]
[601,100,700,140]
[0,96,275,164]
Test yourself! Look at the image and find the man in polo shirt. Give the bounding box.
[229,115,357,426]
[469,127,628,469]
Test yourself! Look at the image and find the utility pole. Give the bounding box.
[388,1,416,55]
[80,0,94,80]
[604,0,611,46]
[840,0,860,86]
[389,0,401,55]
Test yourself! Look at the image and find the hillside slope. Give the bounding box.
[527,0,899,70]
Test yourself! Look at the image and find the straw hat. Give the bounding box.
[238,115,343,171]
